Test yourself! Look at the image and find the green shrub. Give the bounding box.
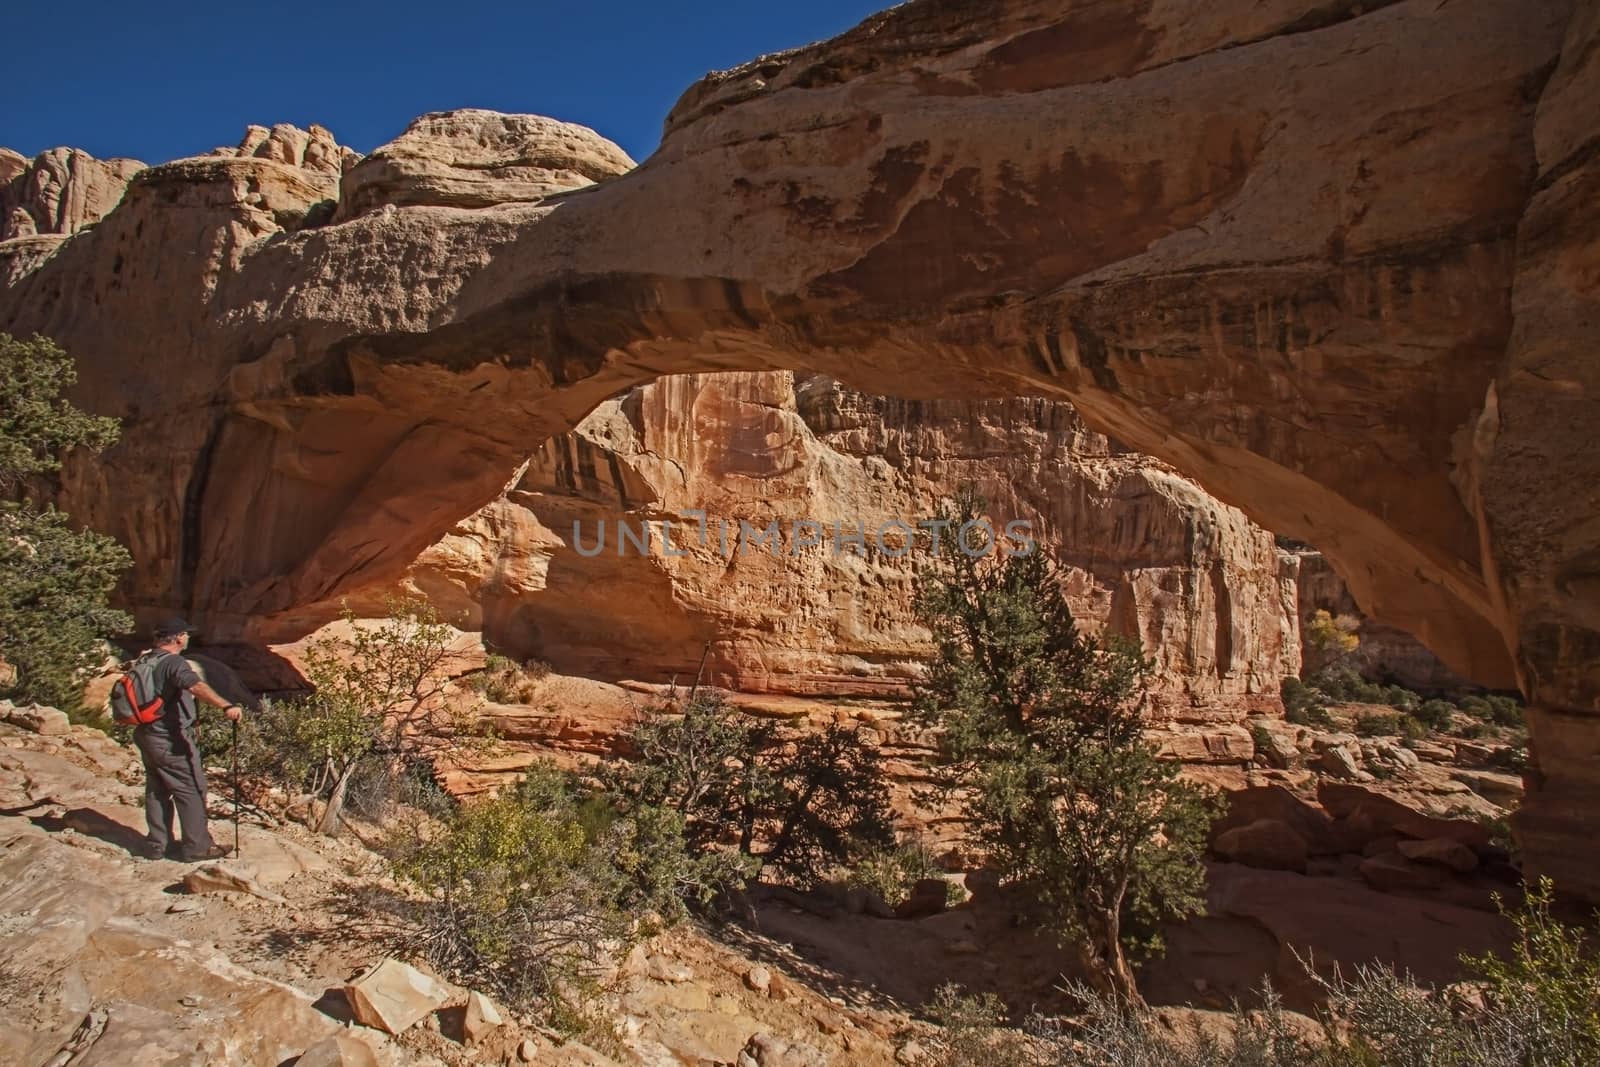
[1485,695,1522,727]
[469,653,550,704]
[1307,666,1422,713]
[604,693,894,887]
[386,764,638,1016]
[1459,695,1493,719]
[1318,878,1600,1066]
[1283,678,1336,728]
[1414,699,1456,732]
[847,839,950,908]
[1455,720,1488,740]
[1059,979,1322,1066]
[1313,665,1379,704]
[1354,712,1424,742]
[241,599,492,835]
[1382,685,1421,711]
[925,984,1037,1067]
[0,334,129,713]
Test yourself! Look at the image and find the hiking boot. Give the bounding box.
[178,843,231,863]
[136,841,168,861]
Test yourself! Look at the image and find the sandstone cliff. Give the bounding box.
[1,1,1595,893]
[0,146,144,241]
[351,371,1297,721]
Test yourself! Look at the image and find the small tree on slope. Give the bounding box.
[0,334,130,712]
[912,487,1215,1004]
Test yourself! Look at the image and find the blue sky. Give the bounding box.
[5,1,890,167]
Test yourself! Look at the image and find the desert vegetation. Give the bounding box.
[240,599,491,834]
[924,879,1600,1066]
[911,488,1217,1003]
[0,333,130,714]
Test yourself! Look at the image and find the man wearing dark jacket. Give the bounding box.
[133,617,242,861]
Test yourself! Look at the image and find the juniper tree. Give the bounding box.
[912,487,1215,1004]
[0,334,130,711]
[605,692,894,886]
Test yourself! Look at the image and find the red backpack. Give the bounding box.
[109,651,171,726]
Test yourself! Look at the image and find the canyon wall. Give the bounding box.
[351,371,1298,719]
[1,0,1595,894]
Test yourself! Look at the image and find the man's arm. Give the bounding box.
[189,681,243,721]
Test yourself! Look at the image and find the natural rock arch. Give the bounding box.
[1,0,1595,894]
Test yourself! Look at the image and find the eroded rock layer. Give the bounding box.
[0,1,1595,893]
[0,146,144,241]
[359,371,1297,719]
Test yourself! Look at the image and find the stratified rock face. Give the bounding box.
[0,146,144,239]
[373,371,1296,718]
[0,1,1595,896]
[337,109,634,218]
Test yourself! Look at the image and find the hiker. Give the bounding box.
[132,616,243,862]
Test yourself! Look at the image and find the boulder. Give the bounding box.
[1319,783,1491,849]
[1213,819,1310,873]
[1397,838,1480,873]
[647,956,695,983]
[4,704,71,735]
[744,965,772,994]
[1410,740,1457,761]
[1315,745,1369,781]
[343,958,450,1035]
[741,1032,829,1067]
[1249,721,1302,769]
[296,1034,380,1067]
[1366,740,1420,770]
[338,109,634,218]
[181,863,287,903]
[1209,786,1336,854]
[1450,769,1524,806]
[1150,725,1256,763]
[462,989,503,1044]
[1360,853,1450,892]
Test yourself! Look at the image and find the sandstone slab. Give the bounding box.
[463,989,504,1044]
[343,958,450,1035]
[1320,783,1491,849]
[1213,819,1310,873]
[182,863,287,903]
[296,1033,380,1067]
[1397,838,1480,873]
[1360,852,1451,892]
[4,703,70,734]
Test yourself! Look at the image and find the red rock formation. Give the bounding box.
[0,1,1595,894]
[0,146,144,240]
[349,371,1296,721]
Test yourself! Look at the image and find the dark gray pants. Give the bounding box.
[133,725,213,856]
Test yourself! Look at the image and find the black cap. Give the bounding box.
[154,616,198,640]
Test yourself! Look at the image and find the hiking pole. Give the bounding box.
[231,717,240,858]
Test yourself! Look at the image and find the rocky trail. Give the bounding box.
[0,704,939,1066]
[1,664,1538,1066]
